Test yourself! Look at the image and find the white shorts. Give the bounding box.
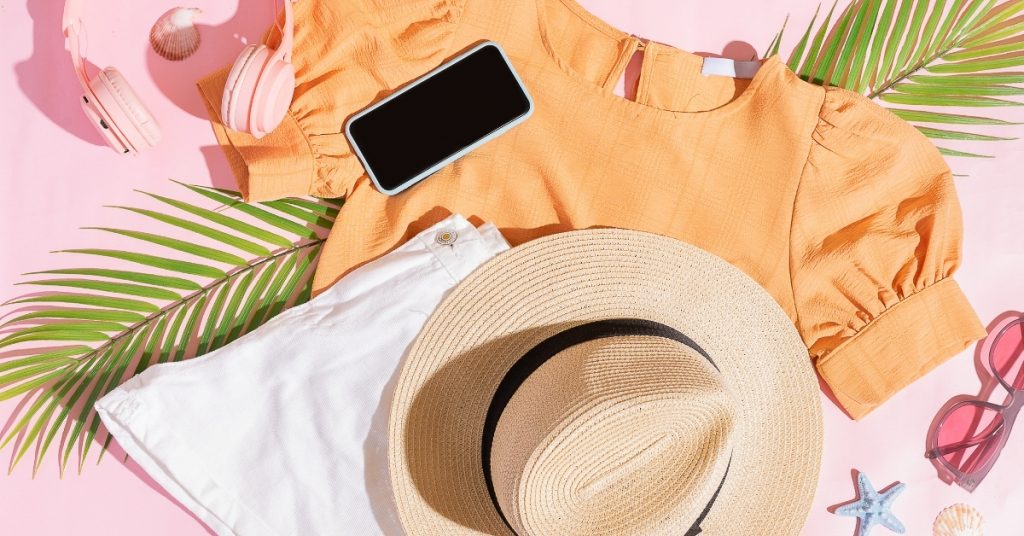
[96,214,510,536]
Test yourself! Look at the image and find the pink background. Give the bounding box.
[1,0,1022,534]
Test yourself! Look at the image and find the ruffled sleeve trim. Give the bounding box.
[305,132,369,199]
[198,69,315,202]
[817,278,985,419]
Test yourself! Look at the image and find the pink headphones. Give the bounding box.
[62,0,297,154]
[220,0,298,139]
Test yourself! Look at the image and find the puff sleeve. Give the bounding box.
[790,87,986,420]
[197,0,467,201]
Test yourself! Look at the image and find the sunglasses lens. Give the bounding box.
[991,320,1024,390]
[937,402,1004,476]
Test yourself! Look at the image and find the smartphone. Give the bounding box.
[345,41,534,195]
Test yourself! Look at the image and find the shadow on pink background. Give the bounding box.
[106,441,217,536]
[1,1,1023,535]
[15,0,107,147]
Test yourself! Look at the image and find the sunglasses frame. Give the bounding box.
[927,315,1024,492]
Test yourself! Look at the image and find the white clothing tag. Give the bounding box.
[700,57,761,79]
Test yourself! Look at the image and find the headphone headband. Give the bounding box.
[277,0,298,63]
[62,0,93,96]
[62,0,80,37]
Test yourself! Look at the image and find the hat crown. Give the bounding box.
[490,335,735,536]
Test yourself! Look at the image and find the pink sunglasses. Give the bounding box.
[927,314,1024,492]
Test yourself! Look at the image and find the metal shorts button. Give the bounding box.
[435,230,458,246]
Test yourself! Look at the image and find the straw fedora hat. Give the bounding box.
[388,229,823,535]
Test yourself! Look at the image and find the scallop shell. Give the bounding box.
[150,8,202,61]
[933,504,984,536]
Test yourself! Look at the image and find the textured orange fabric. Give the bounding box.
[197,0,985,419]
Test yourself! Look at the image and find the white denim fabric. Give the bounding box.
[96,214,509,536]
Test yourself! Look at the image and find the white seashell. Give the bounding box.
[150,8,202,61]
[933,504,984,536]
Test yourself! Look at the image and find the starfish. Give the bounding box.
[835,472,906,536]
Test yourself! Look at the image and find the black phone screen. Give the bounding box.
[346,43,533,192]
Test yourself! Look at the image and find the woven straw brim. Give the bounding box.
[388,229,823,535]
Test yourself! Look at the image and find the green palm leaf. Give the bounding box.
[24,269,202,291]
[18,279,182,301]
[772,0,1024,158]
[0,181,341,474]
[3,309,146,326]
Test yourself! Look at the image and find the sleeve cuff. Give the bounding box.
[817,278,986,420]
[197,68,315,202]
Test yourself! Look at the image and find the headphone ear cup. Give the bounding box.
[92,67,162,150]
[221,44,268,134]
[248,58,295,139]
[79,90,131,154]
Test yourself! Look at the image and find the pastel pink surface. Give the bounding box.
[0,1,1021,535]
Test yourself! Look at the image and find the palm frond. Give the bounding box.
[767,15,790,58]
[0,182,340,475]
[776,0,1024,158]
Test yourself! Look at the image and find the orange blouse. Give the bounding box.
[197,0,985,419]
